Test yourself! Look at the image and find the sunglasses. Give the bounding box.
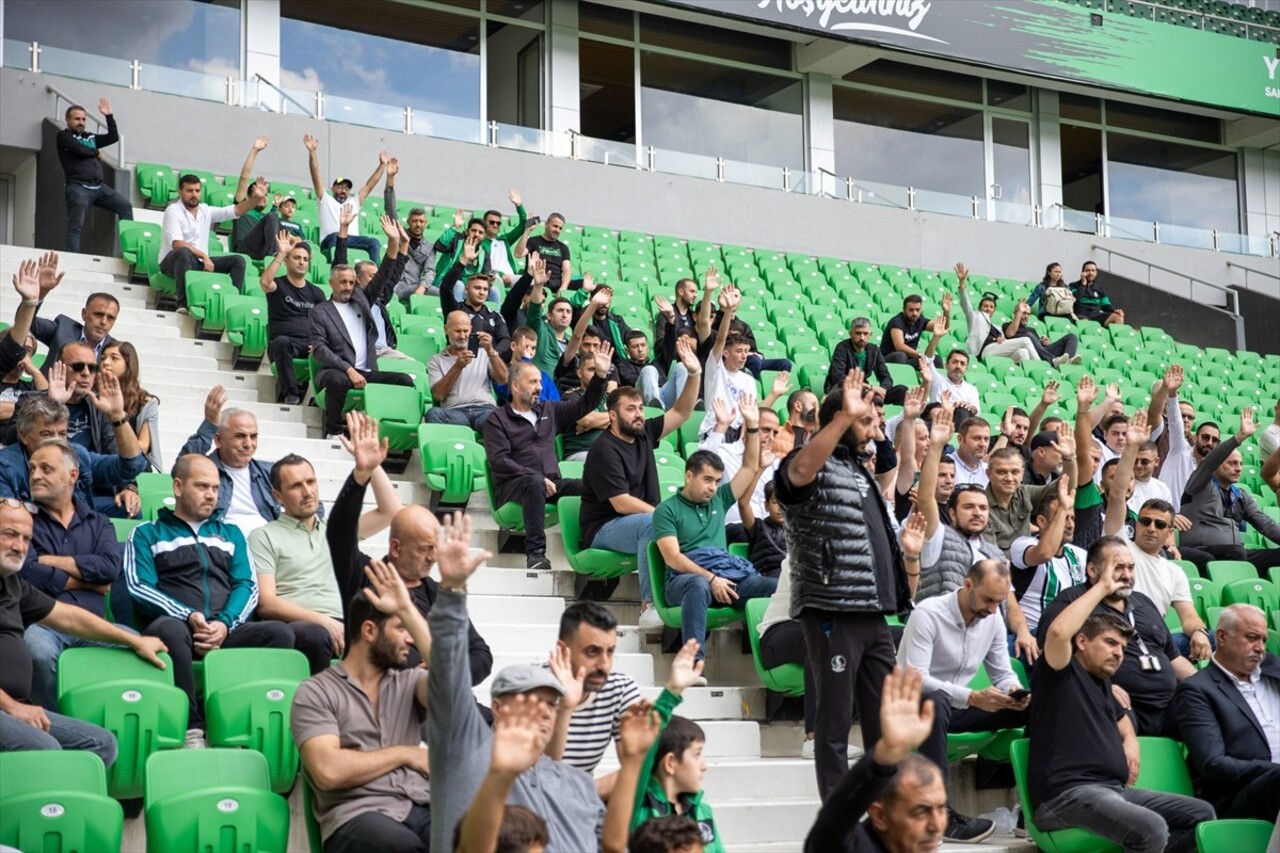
[1137,517,1171,530]
[1133,458,1153,466]
[485,220,502,226]
[66,361,99,374]
[953,484,987,494]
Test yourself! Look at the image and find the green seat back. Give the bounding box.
[559,497,637,580]
[362,384,424,452]
[135,162,177,207]
[225,303,269,360]
[0,751,124,853]
[202,648,309,795]
[302,782,324,853]
[646,542,743,632]
[1195,819,1274,853]
[420,438,487,504]
[743,596,804,696]
[111,517,144,542]
[56,648,187,799]
[1009,739,1121,853]
[1133,737,1193,794]
[1173,560,1200,581]
[1186,578,1221,622]
[143,749,289,853]
[1220,578,1280,612]
[1205,560,1257,587]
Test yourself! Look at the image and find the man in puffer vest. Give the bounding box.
[772,369,912,802]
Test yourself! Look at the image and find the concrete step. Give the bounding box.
[716,799,821,846]
[0,245,132,278]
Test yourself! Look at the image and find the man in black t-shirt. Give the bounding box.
[1028,535,1213,851]
[881,295,946,367]
[0,501,166,764]
[525,213,572,292]
[259,234,326,404]
[580,341,701,625]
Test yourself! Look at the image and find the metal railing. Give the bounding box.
[251,73,315,119]
[44,82,123,168]
[1090,243,1246,350]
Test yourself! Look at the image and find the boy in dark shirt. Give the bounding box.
[738,479,786,579]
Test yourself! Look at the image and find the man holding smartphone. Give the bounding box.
[896,557,1030,843]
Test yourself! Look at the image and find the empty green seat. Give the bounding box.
[419,435,487,505]
[111,517,145,542]
[1195,819,1274,853]
[57,648,187,799]
[202,648,310,795]
[135,162,177,208]
[144,749,290,853]
[225,302,269,364]
[744,596,803,696]
[0,751,124,853]
[363,384,424,452]
[1220,578,1279,612]
[1187,578,1221,622]
[1205,560,1257,587]
[486,463,557,534]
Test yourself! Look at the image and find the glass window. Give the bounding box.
[4,0,239,75]
[1105,100,1220,143]
[280,0,480,125]
[640,52,803,169]
[1107,133,1238,232]
[842,60,982,104]
[987,79,1030,111]
[1060,123,1104,215]
[488,21,542,130]
[580,39,635,143]
[833,86,984,197]
[638,14,791,69]
[580,2,633,40]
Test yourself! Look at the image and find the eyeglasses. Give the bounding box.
[485,220,502,227]
[0,498,37,513]
[1133,458,1153,466]
[1137,517,1171,530]
[953,484,987,494]
[65,361,99,374]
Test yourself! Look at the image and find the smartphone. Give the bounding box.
[1009,688,1031,701]
[467,333,480,355]
[527,215,542,227]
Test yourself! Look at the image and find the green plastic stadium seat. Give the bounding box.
[744,596,804,696]
[1205,560,1257,587]
[111,517,145,542]
[647,541,743,633]
[57,648,187,799]
[202,648,309,795]
[144,749,289,853]
[1220,578,1279,612]
[1010,739,1121,853]
[302,782,324,853]
[1196,819,1274,853]
[135,162,177,208]
[362,384,424,452]
[1173,560,1200,580]
[419,435,487,505]
[1133,736,1194,794]
[1187,578,1221,622]
[0,751,124,853]
[559,496,638,580]
[486,463,557,533]
[225,302,269,363]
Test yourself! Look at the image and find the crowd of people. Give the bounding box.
[0,108,1277,852]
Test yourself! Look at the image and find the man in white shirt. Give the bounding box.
[696,286,755,441]
[158,173,259,312]
[897,558,1028,844]
[700,406,781,525]
[1128,498,1211,663]
[950,417,991,487]
[304,133,387,263]
[1127,442,1172,515]
[929,349,981,427]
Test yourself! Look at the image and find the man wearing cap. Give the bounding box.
[291,559,432,853]
[426,513,605,853]
[1025,431,1064,486]
[305,134,387,264]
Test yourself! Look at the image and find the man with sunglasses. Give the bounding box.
[1126,442,1172,516]
[479,190,527,289]
[1180,407,1280,573]
[1127,498,1212,663]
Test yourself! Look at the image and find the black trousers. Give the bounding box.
[1186,542,1280,575]
[1221,765,1280,822]
[287,621,336,675]
[143,616,294,727]
[1015,328,1078,361]
[495,473,581,556]
[800,610,896,800]
[918,688,1027,781]
[159,248,246,307]
[269,336,310,401]
[315,368,415,435]
[760,620,816,733]
[233,212,282,260]
[325,803,431,853]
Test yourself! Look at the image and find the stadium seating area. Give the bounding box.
[1,141,1278,851]
[1058,0,1280,41]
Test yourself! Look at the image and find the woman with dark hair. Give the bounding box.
[100,340,162,470]
[1026,262,1076,320]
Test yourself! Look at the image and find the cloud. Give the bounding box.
[280,67,323,94]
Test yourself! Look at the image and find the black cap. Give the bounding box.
[1030,431,1060,451]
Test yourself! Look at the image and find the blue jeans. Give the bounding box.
[745,355,793,380]
[589,513,654,603]
[665,568,778,661]
[65,181,133,253]
[1034,784,1215,853]
[25,621,138,711]
[637,363,688,410]
[321,232,382,264]
[0,708,117,768]
[424,404,495,432]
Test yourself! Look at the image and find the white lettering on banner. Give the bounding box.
[1264,55,1279,80]
[755,0,946,43]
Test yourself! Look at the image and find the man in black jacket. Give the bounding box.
[326,411,493,683]
[56,99,132,252]
[1174,603,1280,821]
[438,235,512,358]
[30,292,118,372]
[825,317,907,403]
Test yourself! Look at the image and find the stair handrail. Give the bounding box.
[251,73,316,118]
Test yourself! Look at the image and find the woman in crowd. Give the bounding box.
[100,340,163,471]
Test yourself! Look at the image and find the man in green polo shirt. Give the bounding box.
[653,395,776,679]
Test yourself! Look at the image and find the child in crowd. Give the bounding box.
[739,479,787,579]
[630,815,707,853]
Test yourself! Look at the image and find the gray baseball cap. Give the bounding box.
[489,663,566,698]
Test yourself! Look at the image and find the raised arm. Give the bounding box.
[728,395,762,499]
[917,403,954,539]
[787,369,869,490]
[1104,412,1149,536]
[234,136,268,202]
[1027,381,1058,438]
[1021,476,1075,566]
[303,134,324,200]
[1185,408,1254,498]
[660,337,703,437]
[708,285,741,364]
[695,266,719,343]
[356,151,389,206]
[1044,564,1121,671]
[561,289,609,368]
[1075,376,1100,484]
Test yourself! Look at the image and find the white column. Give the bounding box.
[546,0,580,140]
[243,0,281,106]
[1036,89,1064,220]
[805,73,835,180]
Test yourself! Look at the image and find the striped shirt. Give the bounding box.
[1010,535,1086,634]
[563,672,642,772]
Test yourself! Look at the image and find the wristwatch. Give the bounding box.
[110,416,129,428]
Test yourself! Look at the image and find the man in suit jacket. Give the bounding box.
[1174,603,1280,821]
[825,317,908,404]
[309,264,414,439]
[32,292,119,371]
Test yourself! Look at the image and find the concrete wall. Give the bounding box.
[5,68,1278,324]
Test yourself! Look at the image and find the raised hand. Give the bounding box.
[954,261,968,283]
[338,204,356,228]
[1126,410,1152,446]
[386,157,399,177]
[460,234,480,266]
[436,512,490,590]
[490,694,548,777]
[11,258,38,302]
[452,208,466,229]
[1104,383,1121,405]
[88,367,126,419]
[770,371,792,399]
[508,187,522,208]
[711,397,737,432]
[396,220,409,245]
[1077,375,1098,407]
[667,639,705,694]
[940,292,953,314]
[528,252,548,286]
[932,311,949,337]
[723,286,743,312]
[654,294,675,319]
[1002,406,1016,438]
[841,368,867,420]
[902,384,925,419]
[203,385,227,427]
[588,288,611,309]
[929,402,954,445]
[250,176,268,200]
[97,97,112,116]
[675,337,700,374]
[874,666,935,764]
[582,273,596,293]
[1056,432,1076,461]
[36,251,65,297]
[252,134,268,151]
[593,342,614,377]
[1041,380,1060,407]
[899,510,926,558]
[617,701,661,761]
[340,410,389,475]
[379,213,398,238]
[363,557,414,616]
[1238,406,1257,441]
[378,150,390,165]
[916,355,933,383]
[302,134,318,152]
[738,393,761,429]
[703,265,720,292]
[548,645,586,712]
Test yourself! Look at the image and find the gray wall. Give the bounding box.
[5,68,1279,332]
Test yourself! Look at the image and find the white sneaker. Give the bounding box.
[175,306,189,316]
[183,728,207,749]
[325,433,346,442]
[638,606,664,630]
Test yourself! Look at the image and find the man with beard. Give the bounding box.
[382,158,437,298]
[825,317,907,403]
[125,454,294,748]
[0,499,165,763]
[1036,536,1197,737]
[774,369,913,800]
[1028,542,1213,851]
[306,134,387,264]
[897,559,1029,844]
[653,276,701,373]
[546,602,643,798]
[158,172,259,312]
[291,559,433,853]
[579,340,701,623]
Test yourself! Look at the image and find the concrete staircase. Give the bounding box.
[0,243,1035,852]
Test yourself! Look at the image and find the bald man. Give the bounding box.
[327,412,493,679]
